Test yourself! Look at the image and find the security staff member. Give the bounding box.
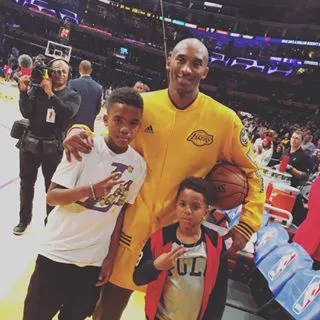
[13,58,81,235]
[69,60,102,131]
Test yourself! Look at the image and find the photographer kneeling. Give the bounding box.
[13,58,81,235]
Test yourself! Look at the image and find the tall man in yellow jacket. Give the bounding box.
[64,38,265,319]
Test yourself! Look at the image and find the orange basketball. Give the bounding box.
[205,163,248,210]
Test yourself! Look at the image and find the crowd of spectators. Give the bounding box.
[241,114,320,184]
[113,0,320,29]
[0,1,319,142]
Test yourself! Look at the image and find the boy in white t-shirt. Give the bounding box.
[23,87,147,320]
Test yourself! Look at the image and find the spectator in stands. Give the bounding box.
[311,138,320,172]
[253,130,267,153]
[308,162,320,184]
[133,81,145,93]
[282,130,313,188]
[268,144,284,167]
[280,132,290,150]
[4,63,11,81]
[143,83,150,92]
[302,131,315,157]
[69,60,102,131]
[104,85,113,104]
[281,130,313,226]
[255,137,273,167]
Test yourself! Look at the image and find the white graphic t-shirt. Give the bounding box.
[39,136,146,267]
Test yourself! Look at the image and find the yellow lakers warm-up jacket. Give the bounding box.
[122,89,265,251]
[73,89,265,251]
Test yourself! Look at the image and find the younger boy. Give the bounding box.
[133,177,228,320]
[23,87,146,320]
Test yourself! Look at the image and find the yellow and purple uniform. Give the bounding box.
[107,89,265,291]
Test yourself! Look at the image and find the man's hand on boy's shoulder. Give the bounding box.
[63,128,94,162]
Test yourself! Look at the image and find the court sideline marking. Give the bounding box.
[0,121,19,190]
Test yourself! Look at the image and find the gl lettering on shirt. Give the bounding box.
[168,257,203,277]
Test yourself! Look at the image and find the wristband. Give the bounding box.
[67,124,95,137]
[89,183,97,200]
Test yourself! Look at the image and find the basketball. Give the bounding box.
[205,163,249,210]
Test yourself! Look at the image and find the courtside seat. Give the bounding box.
[275,269,320,320]
[228,250,255,283]
[226,279,260,314]
[222,306,265,320]
[256,243,313,296]
[254,224,289,265]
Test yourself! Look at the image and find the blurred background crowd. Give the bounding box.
[0,0,319,183]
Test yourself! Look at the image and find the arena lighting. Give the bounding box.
[269,57,303,67]
[13,0,320,47]
[94,1,320,47]
[172,19,185,26]
[159,17,172,22]
[304,60,319,66]
[209,52,230,66]
[230,57,265,72]
[281,39,320,47]
[19,0,79,24]
[216,30,228,35]
[185,23,197,29]
[209,53,294,76]
[204,2,223,8]
[267,67,293,76]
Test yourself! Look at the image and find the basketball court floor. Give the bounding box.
[0,80,144,319]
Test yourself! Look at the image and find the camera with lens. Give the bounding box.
[30,57,52,87]
[31,64,65,87]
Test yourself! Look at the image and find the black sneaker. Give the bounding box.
[13,223,28,235]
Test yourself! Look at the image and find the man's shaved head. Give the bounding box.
[171,38,209,66]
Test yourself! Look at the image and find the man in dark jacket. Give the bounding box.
[69,60,102,131]
[14,58,80,235]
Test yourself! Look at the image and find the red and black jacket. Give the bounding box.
[133,223,228,320]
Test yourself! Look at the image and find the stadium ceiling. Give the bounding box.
[219,0,320,7]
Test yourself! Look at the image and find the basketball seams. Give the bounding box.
[206,179,248,189]
[208,164,247,182]
[206,163,248,210]
[211,164,246,178]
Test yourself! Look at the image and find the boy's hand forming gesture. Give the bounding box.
[154,245,187,271]
[93,172,124,198]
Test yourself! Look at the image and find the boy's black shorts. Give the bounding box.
[23,254,100,320]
